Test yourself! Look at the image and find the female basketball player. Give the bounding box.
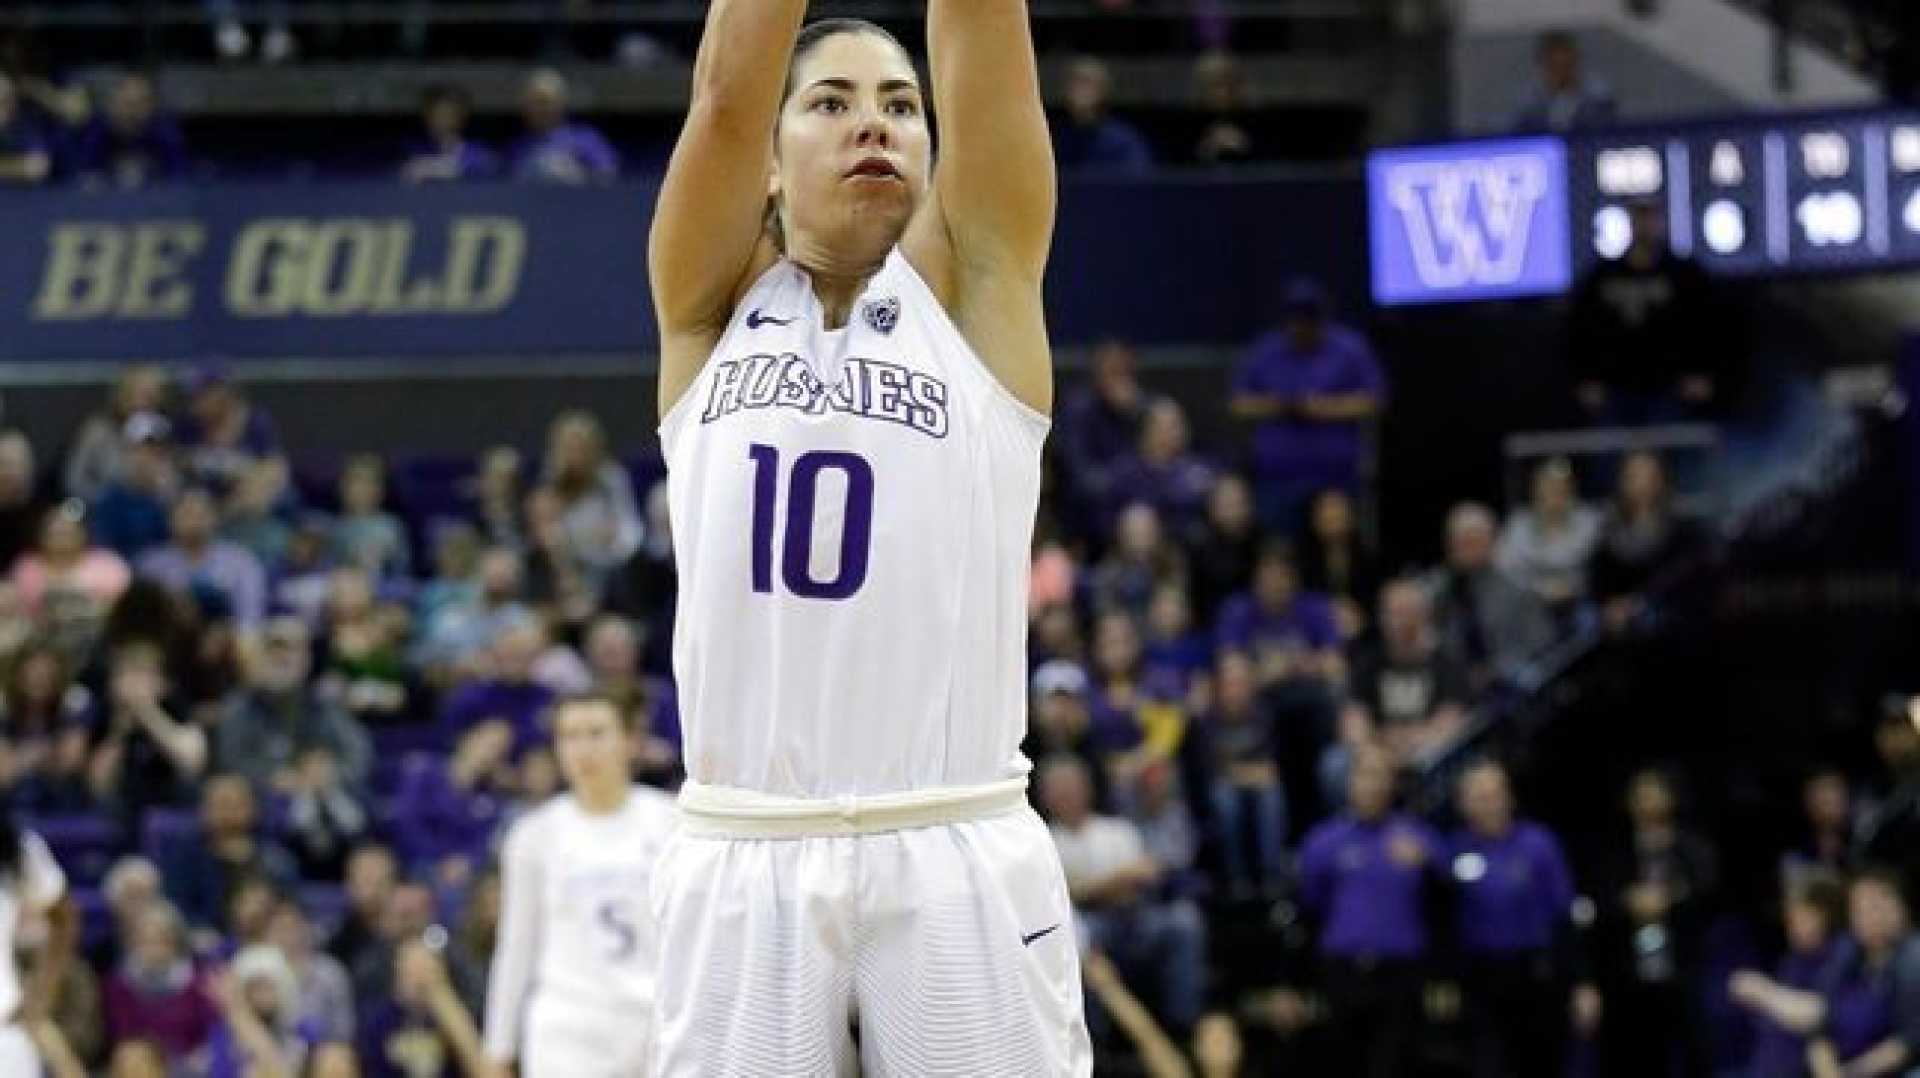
[0,806,75,1077]
[480,695,676,1078]
[650,1,1090,1074]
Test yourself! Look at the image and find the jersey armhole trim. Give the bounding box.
[657,257,794,442]
[889,249,1053,438]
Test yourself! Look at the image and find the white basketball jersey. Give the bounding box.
[660,248,1048,799]
[0,832,65,1021]
[483,788,677,1061]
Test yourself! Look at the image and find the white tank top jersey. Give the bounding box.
[482,787,677,1058]
[0,832,66,1020]
[660,248,1049,799]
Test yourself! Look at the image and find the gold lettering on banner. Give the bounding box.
[443,217,526,313]
[301,219,383,317]
[33,224,128,320]
[368,221,442,314]
[227,218,309,317]
[121,223,206,318]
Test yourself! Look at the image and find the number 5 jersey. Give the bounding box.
[659,247,1048,800]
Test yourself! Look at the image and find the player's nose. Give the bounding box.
[854,110,892,148]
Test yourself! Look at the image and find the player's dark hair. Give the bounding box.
[783,19,910,106]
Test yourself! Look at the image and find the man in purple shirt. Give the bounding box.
[176,365,283,498]
[1052,56,1153,175]
[507,69,619,185]
[73,73,188,189]
[1230,278,1387,530]
[136,487,268,630]
[1296,747,1443,1078]
[401,83,501,183]
[435,619,555,753]
[1056,339,1151,539]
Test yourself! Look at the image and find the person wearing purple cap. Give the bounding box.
[1230,278,1387,532]
[506,70,619,185]
[177,366,282,498]
[92,412,179,561]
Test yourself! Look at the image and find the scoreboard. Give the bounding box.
[1369,107,1920,306]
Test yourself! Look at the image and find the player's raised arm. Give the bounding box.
[651,0,810,412]
[912,0,1057,410]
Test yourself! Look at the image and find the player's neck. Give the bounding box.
[574,781,630,815]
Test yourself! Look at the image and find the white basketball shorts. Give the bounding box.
[523,993,650,1078]
[650,802,1092,1077]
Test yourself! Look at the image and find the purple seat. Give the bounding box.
[25,814,122,887]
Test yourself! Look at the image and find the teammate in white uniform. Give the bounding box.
[649,2,1090,1075]
[480,695,676,1078]
[0,822,74,1077]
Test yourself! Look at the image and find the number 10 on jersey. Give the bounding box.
[748,444,874,600]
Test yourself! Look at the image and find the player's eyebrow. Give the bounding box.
[805,77,921,95]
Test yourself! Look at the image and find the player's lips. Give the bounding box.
[845,157,903,182]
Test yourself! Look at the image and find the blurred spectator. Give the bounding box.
[1188,51,1268,166]
[1297,488,1381,641]
[1024,661,1108,806]
[1595,767,1719,1077]
[1042,754,1207,1033]
[583,613,679,779]
[1449,759,1594,1078]
[467,447,525,550]
[414,521,481,634]
[205,944,310,1077]
[359,937,487,1078]
[601,483,677,672]
[219,459,293,569]
[436,619,555,753]
[137,487,269,631]
[161,774,299,931]
[508,69,619,184]
[267,898,354,1045]
[316,568,416,729]
[272,516,336,629]
[207,0,295,64]
[103,903,217,1061]
[415,546,532,677]
[1510,30,1618,133]
[1109,399,1216,542]
[1427,503,1553,688]
[1496,457,1601,618]
[1592,451,1703,633]
[1079,950,1192,1078]
[72,73,187,189]
[330,455,411,580]
[1090,503,1187,622]
[1189,474,1259,625]
[401,83,500,183]
[1088,609,1184,763]
[1727,871,1847,1078]
[542,411,641,586]
[1057,340,1151,536]
[1230,279,1386,531]
[102,856,164,969]
[108,1040,171,1078]
[1853,700,1920,894]
[1142,582,1210,693]
[177,367,282,497]
[1116,755,1200,899]
[392,718,512,881]
[11,502,131,655]
[1783,767,1856,890]
[281,745,371,881]
[327,842,397,976]
[1570,201,1725,424]
[1198,650,1285,897]
[2,639,94,811]
[1053,57,1153,175]
[1215,541,1340,692]
[65,367,170,503]
[1296,747,1442,1078]
[1804,870,1920,1077]
[92,414,181,560]
[0,73,52,186]
[35,902,107,1070]
[217,616,372,793]
[87,639,209,832]
[0,430,49,571]
[1347,579,1471,766]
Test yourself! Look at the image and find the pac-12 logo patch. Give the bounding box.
[862,296,900,335]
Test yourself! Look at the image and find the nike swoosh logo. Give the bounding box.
[1021,924,1062,947]
[746,309,794,329]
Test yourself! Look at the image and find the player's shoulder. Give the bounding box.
[504,796,567,843]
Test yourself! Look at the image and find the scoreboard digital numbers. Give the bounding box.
[1368,107,1920,306]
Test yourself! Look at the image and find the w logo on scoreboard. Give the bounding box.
[1368,138,1571,306]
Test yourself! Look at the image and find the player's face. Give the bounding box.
[775,33,931,250]
[556,702,632,791]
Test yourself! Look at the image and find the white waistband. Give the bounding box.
[676,777,1030,838]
